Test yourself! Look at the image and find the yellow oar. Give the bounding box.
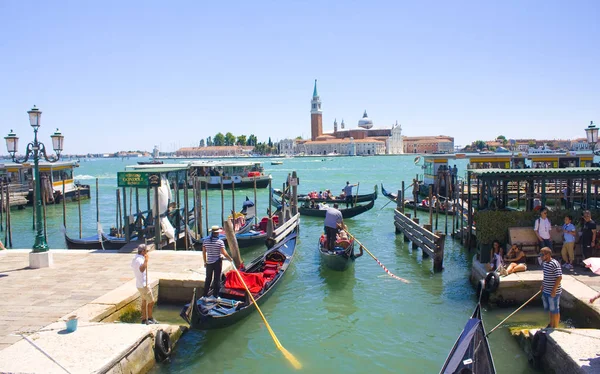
[231,263,301,369]
[345,230,410,284]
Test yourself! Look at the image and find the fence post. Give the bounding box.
[434,231,446,272]
[412,217,420,249]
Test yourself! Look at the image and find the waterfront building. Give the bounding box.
[300,80,404,155]
[403,135,454,154]
[175,145,253,157]
[278,138,296,155]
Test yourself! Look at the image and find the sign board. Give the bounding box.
[117,172,161,188]
[289,178,298,186]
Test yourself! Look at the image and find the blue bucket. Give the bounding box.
[66,317,78,332]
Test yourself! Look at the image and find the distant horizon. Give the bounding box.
[0,1,597,154]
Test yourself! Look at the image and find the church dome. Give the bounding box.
[358,110,373,129]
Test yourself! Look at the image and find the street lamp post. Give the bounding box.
[584,121,599,156]
[5,106,64,256]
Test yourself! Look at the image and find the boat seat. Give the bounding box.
[220,287,255,301]
[263,268,277,278]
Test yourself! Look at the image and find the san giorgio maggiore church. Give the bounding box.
[284,80,404,156]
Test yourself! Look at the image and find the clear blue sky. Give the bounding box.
[0,0,598,154]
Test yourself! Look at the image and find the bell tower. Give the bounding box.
[310,79,322,141]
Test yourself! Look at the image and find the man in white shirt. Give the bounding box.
[535,207,552,250]
[131,244,157,325]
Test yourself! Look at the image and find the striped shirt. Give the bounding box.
[542,258,562,294]
[203,237,225,264]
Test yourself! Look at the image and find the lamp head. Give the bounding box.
[4,130,18,158]
[50,128,64,156]
[585,120,598,146]
[27,105,42,130]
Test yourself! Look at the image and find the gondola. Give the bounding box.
[318,234,362,271]
[180,230,297,329]
[273,185,378,204]
[381,184,459,216]
[298,199,375,219]
[439,303,496,374]
[64,231,128,250]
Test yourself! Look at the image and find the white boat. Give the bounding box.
[32,160,91,203]
[187,160,271,189]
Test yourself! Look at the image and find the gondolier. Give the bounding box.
[202,226,233,301]
[131,244,157,325]
[324,203,343,250]
[344,181,358,208]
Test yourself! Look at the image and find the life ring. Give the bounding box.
[531,330,547,369]
[154,329,172,363]
[484,272,500,293]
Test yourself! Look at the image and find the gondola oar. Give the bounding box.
[485,291,541,337]
[344,230,410,284]
[230,262,301,369]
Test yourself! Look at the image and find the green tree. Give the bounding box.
[295,136,303,140]
[199,139,205,147]
[268,137,273,147]
[206,136,213,146]
[214,133,225,146]
[236,135,247,146]
[497,135,506,140]
[528,140,536,148]
[473,140,486,150]
[247,134,257,146]
[225,132,235,146]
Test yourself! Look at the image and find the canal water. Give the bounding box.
[3,155,548,373]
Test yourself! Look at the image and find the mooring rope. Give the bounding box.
[345,230,410,284]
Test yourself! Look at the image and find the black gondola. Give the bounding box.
[64,231,128,250]
[181,230,297,329]
[318,235,362,271]
[381,184,459,216]
[439,303,496,374]
[273,185,378,204]
[298,199,375,219]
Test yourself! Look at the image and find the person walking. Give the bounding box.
[534,207,552,250]
[324,203,343,250]
[131,244,157,325]
[343,181,358,208]
[581,210,597,262]
[202,226,233,301]
[540,247,562,328]
[560,215,576,271]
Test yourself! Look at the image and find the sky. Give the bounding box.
[0,0,598,154]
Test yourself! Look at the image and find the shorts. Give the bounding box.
[542,292,560,314]
[137,286,155,302]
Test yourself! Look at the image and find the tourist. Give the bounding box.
[131,244,157,325]
[534,207,552,250]
[503,244,527,275]
[581,210,597,262]
[412,178,420,204]
[324,203,343,250]
[202,226,233,301]
[540,247,562,328]
[560,215,576,270]
[318,191,323,199]
[343,181,358,208]
[486,240,504,272]
[322,190,329,199]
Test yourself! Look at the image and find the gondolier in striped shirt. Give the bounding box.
[202,226,233,301]
[540,247,562,328]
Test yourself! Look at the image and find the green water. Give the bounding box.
[4,156,547,373]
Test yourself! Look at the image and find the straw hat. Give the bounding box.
[210,225,220,232]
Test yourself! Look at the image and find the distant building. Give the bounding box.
[300,80,403,155]
[571,138,590,151]
[175,146,253,157]
[279,139,296,155]
[403,136,454,154]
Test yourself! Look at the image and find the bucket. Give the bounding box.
[65,316,78,332]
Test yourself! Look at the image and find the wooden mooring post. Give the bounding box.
[394,209,445,272]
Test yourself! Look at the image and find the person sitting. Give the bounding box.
[339,190,346,200]
[485,240,504,272]
[421,198,428,207]
[503,244,527,276]
[323,190,329,199]
[318,191,323,199]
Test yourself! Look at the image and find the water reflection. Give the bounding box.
[319,264,358,320]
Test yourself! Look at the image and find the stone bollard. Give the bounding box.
[433,231,446,272]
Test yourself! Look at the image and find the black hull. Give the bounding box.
[274,186,378,204]
[236,233,268,248]
[299,199,375,218]
[318,240,355,271]
[182,230,297,329]
[440,304,496,374]
[381,184,458,216]
[64,232,127,250]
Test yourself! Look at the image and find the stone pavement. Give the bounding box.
[0,249,215,352]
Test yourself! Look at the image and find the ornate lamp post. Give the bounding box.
[584,121,599,155]
[4,106,64,256]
